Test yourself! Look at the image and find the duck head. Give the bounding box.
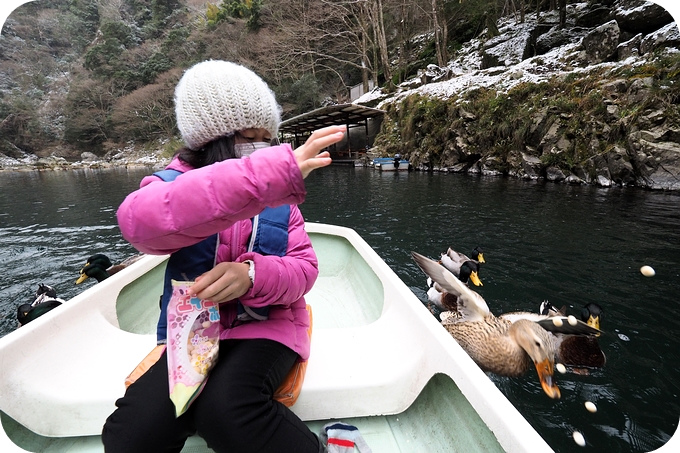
[582,303,603,330]
[472,246,485,263]
[76,254,113,284]
[512,320,561,399]
[459,261,483,287]
[17,300,62,327]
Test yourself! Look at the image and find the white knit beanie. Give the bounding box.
[174,60,281,150]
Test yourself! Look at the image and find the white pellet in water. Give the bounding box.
[640,265,655,277]
[573,431,586,447]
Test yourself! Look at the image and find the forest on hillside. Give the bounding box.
[0,0,583,157]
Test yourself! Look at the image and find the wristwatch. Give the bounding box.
[243,260,255,285]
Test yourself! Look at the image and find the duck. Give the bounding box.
[75,253,144,284]
[540,301,606,369]
[426,281,460,313]
[412,251,600,399]
[17,284,65,327]
[439,247,484,286]
[426,246,485,313]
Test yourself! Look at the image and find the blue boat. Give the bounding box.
[373,156,409,171]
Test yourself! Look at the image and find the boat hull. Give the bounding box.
[377,160,409,171]
[372,157,409,171]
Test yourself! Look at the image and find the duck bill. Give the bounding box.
[588,315,601,335]
[469,271,483,287]
[75,274,89,284]
[534,358,561,399]
[477,253,485,263]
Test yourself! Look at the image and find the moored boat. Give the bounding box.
[0,223,556,452]
[372,157,409,171]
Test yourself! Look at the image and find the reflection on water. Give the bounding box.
[1,165,679,452]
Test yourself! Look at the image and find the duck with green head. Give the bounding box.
[75,253,143,284]
[540,301,606,369]
[439,246,485,287]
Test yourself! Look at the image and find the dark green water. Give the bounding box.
[1,165,679,452]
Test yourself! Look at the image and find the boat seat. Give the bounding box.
[293,309,436,421]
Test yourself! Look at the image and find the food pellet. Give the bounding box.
[640,265,655,277]
[556,363,566,374]
[585,401,597,413]
[572,431,586,447]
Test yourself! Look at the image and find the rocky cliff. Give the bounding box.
[361,0,680,190]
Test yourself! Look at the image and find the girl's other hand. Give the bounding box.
[294,125,346,178]
[189,262,251,304]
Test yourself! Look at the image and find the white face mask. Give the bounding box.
[235,142,270,158]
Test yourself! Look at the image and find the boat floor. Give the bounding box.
[1,373,503,453]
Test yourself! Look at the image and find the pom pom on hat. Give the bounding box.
[174,60,281,150]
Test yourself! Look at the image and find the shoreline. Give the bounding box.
[3,152,677,192]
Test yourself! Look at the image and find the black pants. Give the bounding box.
[102,339,321,453]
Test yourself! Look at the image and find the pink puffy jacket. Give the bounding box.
[116,144,317,360]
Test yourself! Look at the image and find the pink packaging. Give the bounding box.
[166,280,220,417]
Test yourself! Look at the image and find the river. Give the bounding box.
[1,164,679,452]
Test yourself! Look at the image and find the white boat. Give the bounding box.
[0,223,556,452]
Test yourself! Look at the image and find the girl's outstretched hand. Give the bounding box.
[294,125,346,178]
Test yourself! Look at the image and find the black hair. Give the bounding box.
[176,135,239,168]
[176,131,278,168]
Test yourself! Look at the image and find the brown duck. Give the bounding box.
[412,251,600,399]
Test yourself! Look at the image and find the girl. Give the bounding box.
[103,60,345,453]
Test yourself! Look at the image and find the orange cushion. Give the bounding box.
[274,304,313,407]
[124,344,166,388]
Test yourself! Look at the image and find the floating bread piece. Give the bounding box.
[585,401,597,413]
[640,265,655,277]
[573,431,586,447]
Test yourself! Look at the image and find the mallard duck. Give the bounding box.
[17,284,65,327]
[439,247,484,286]
[412,251,600,399]
[426,281,460,312]
[540,301,606,369]
[75,253,144,284]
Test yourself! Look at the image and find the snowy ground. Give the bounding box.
[355,4,679,109]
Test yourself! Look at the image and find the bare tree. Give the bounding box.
[431,0,446,66]
[559,0,566,28]
[367,0,392,83]
[390,0,429,84]
[268,0,386,95]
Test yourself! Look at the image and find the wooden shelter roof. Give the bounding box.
[279,103,384,135]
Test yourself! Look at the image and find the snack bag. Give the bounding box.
[167,280,220,417]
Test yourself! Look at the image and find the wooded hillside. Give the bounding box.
[0,0,585,157]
